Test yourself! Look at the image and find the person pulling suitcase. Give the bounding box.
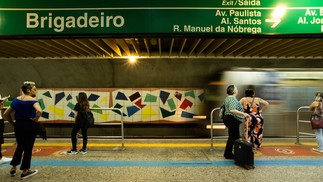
[222,85,250,160]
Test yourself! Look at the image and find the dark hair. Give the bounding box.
[245,89,255,97]
[78,92,90,112]
[21,82,35,94]
[227,85,236,95]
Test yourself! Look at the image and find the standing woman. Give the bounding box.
[4,81,42,179]
[223,85,249,159]
[0,95,12,164]
[67,92,90,154]
[309,92,323,153]
[240,88,269,148]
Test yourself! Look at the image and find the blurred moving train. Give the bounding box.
[206,68,322,137]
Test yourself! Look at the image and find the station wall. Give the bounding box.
[1,58,321,98]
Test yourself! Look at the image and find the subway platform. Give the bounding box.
[0,137,322,182]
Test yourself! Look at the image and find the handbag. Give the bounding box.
[86,111,95,126]
[35,122,47,140]
[219,104,225,119]
[310,114,323,129]
[311,101,323,129]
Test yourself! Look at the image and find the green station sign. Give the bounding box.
[0,0,322,36]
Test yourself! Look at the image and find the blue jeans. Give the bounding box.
[314,128,323,151]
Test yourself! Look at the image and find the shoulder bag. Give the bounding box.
[311,101,323,129]
[310,114,323,129]
[86,111,95,126]
[219,104,225,119]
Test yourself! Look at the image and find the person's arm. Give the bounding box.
[258,98,269,113]
[3,106,15,126]
[228,98,249,118]
[239,97,245,105]
[32,102,43,122]
[74,111,78,122]
[309,101,319,111]
[73,103,79,122]
[230,109,249,118]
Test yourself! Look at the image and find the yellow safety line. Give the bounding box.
[2,142,317,147]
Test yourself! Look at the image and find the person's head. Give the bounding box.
[245,88,255,97]
[21,81,37,97]
[227,85,238,96]
[78,92,89,111]
[315,92,323,102]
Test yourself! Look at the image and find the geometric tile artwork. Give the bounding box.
[116,92,128,100]
[144,93,157,102]
[55,92,65,105]
[167,99,176,111]
[67,102,75,110]
[91,104,103,114]
[160,107,176,118]
[185,90,195,98]
[160,90,170,104]
[88,94,100,101]
[69,111,75,118]
[43,91,52,98]
[129,92,141,102]
[41,111,49,119]
[179,99,193,110]
[66,94,72,101]
[38,98,45,110]
[181,111,195,118]
[134,99,146,109]
[174,91,182,101]
[37,88,205,123]
[127,106,140,117]
[198,92,205,102]
[141,106,158,119]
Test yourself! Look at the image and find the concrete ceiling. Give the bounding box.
[1,37,323,59]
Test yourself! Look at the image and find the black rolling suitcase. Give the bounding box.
[234,121,255,170]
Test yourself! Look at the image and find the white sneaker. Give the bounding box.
[311,148,323,153]
[0,157,12,164]
[20,169,38,179]
[66,150,78,155]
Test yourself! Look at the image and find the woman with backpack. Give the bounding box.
[67,92,91,155]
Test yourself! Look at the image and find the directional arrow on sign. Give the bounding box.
[265,18,281,28]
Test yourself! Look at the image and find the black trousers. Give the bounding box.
[0,119,4,159]
[10,119,37,170]
[223,115,241,158]
[71,123,88,151]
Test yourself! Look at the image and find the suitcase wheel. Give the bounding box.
[244,165,255,170]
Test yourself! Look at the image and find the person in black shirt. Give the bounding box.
[67,92,90,154]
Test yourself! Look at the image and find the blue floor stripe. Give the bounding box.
[16,160,323,167]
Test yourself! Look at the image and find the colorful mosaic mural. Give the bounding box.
[37,88,205,123]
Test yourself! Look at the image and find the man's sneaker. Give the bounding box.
[20,169,38,179]
[10,169,16,177]
[0,156,12,164]
[311,148,323,153]
[79,148,87,154]
[66,150,78,155]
